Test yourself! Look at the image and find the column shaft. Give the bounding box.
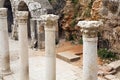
[30,19,36,48]
[0,8,11,75]
[37,20,44,49]
[83,37,98,80]
[45,29,56,80]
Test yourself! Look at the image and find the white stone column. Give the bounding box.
[77,21,103,80]
[30,19,36,48]
[44,14,59,80]
[0,8,11,75]
[16,11,29,80]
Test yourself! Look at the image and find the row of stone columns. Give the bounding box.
[0,8,103,80]
[30,17,59,50]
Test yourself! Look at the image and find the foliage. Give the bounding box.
[70,20,77,28]
[98,48,119,61]
[71,0,78,4]
[78,38,83,44]
[88,0,95,9]
[83,8,91,18]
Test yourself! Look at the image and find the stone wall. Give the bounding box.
[98,0,120,53]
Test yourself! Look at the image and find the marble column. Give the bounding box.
[30,19,36,48]
[77,21,103,80]
[44,14,59,80]
[0,8,11,76]
[16,11,29,80]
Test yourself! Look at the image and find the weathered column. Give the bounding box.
[44,14,59,80]
[17,11,29,80]
[30,19,36,48]
[0,8,11,76]
[37,20,44,49]
[77,21,103,80]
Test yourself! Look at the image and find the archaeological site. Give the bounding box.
[0,0,120,80]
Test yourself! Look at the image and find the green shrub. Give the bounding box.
[71,0,78,4]
[70,20,77,28]
[98,48,118,61]
[83,8,91,17]
[79,38,83,44]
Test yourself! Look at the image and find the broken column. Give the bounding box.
[77,21,103,80]
[0,8,11,75]
[17,11,29,80]
[44,14,59,80]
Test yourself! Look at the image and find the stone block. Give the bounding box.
[105,75,120,80]
[108,60,120,69]
[57,51,80,62]
[98,77,107,80]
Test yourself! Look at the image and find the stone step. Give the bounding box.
[57,51,80,62]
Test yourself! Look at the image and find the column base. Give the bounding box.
[0,70,12,76]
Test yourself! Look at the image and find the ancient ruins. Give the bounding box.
[0,0,120,80]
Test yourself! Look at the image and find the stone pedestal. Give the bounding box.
[17,11,29,80]
[77,21,103,80]
[0,8,11,76]
[44,14,59,80]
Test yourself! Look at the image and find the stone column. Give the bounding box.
[37,20,44,49]
[16,11,29,80]
[30,19,36,48]
[44,14,59,80]
[55,24,59,44]
[77,21,103,80]
[0,8,11,76]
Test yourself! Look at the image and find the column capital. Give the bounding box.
[0,8,7,18]
[77,21,103,38]
[41,14,59,29]
[16,11,28,23]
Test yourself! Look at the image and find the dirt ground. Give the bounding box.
[26,39,103,68]
[56,40,103,68]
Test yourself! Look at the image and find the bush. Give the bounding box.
[79,38,83,44]
[98,48,119,61]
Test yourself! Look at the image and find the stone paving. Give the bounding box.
[2,38,82,80]
[4,56,82,80]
